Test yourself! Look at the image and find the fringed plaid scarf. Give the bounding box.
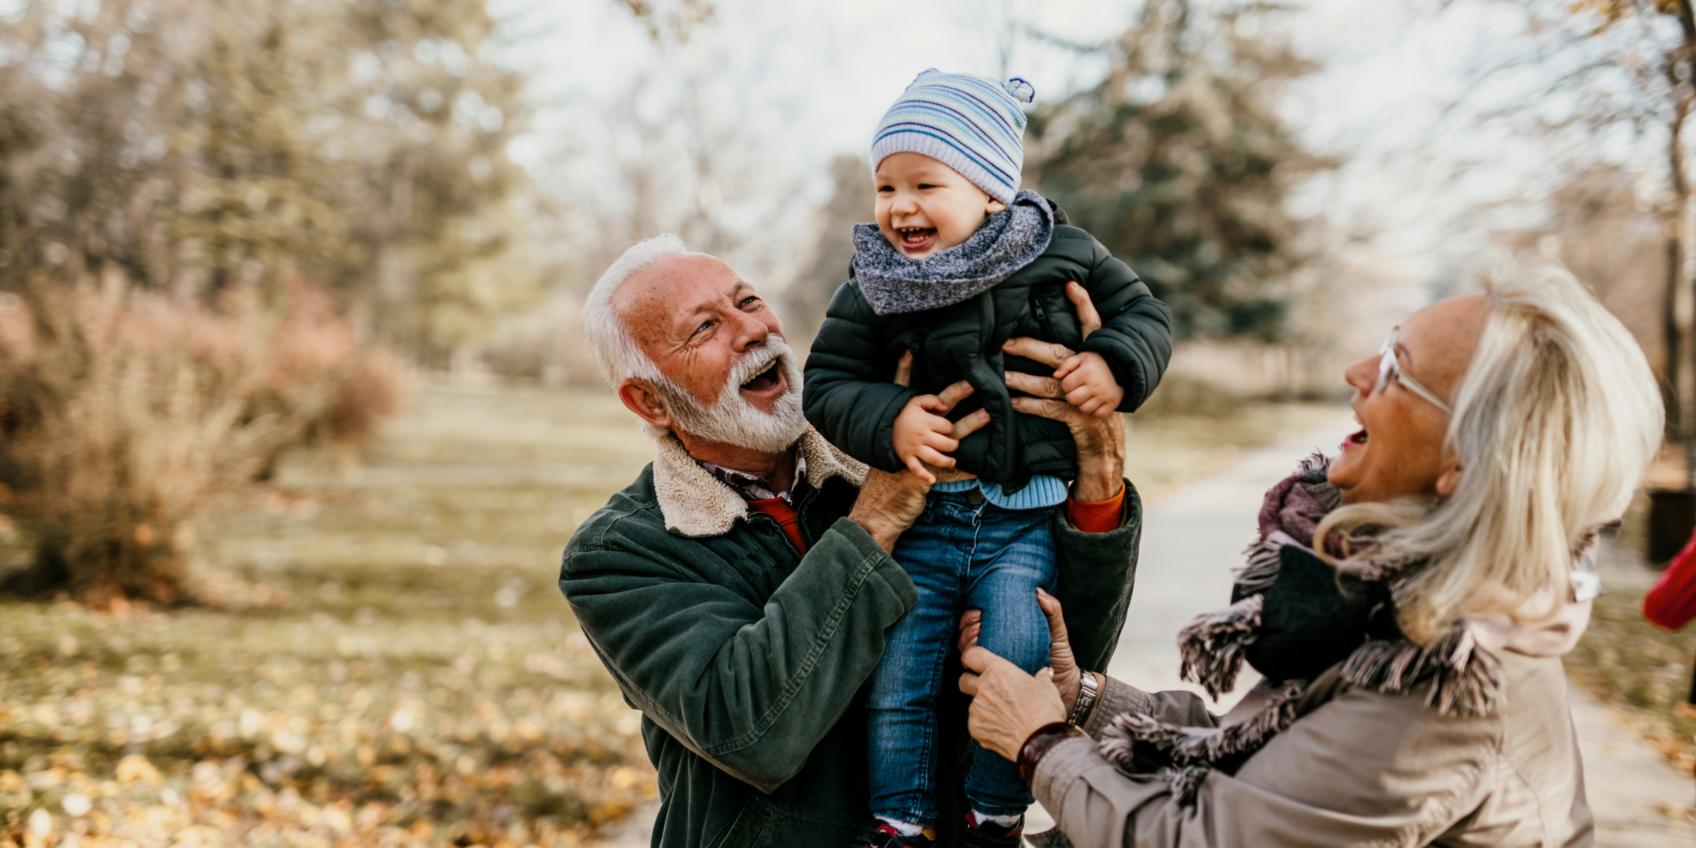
[1096,454,1601,807]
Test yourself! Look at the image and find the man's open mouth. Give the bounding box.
[896,226,937,252]
[1344,427,1368,448]
[740,360,784,394]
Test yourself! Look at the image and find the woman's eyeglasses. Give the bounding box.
[1377,327,1452,415]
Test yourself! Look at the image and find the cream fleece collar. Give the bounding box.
[650,426,867,538]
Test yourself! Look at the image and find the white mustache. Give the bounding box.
[729,337,793,389]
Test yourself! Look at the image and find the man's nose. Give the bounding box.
[730,307,769,351]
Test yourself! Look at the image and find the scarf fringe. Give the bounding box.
[1340,628,1505,716]
[1234,535,1286,595]
[1102,680,1308,767]
[1176,595,1263,700]
[1100,680,1306,808]
[1160,765,1212,808]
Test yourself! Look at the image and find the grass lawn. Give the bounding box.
[0,380,1342,847]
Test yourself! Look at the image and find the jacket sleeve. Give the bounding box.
[1031,682,1498,847]
[1051,482,1143,673]
[802,281,916,471]
[1073,238,1174,412]
[559,517,917,792]
[1646,528,1696,629]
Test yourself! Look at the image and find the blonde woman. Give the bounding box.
[957,264,1663,846]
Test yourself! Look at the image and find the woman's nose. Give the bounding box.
[1344,355,1377,396]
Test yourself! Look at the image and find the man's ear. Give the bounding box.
[617,378,672,431]
[1435,464,1463,498]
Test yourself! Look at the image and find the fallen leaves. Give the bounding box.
[0,384,662,846]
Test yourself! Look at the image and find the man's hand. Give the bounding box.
[1003,282,1127,502]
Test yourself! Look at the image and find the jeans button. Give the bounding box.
[967,489,983,505]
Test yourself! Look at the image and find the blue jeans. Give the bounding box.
[867,491,1058,824]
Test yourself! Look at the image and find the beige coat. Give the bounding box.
[1032,647,1592,846]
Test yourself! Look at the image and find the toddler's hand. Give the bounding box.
[1054,351,1123,418]
[893,395,961,484]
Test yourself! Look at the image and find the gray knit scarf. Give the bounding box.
[1090,454,1603,810]
[850,189,1055,316]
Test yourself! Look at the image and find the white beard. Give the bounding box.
[656,336,807,454]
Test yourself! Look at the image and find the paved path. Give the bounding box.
[602,421,1695,845]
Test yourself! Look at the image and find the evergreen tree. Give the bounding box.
[1025,0,1325,340]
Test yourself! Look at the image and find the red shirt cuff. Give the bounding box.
[1065,483,1125,534]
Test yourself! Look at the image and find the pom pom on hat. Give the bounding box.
[1004,76,1035,104]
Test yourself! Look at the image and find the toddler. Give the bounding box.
[802,69,1173,847]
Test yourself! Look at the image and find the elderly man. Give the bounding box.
[559,234,1143,847]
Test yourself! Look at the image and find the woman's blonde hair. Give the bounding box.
[1315,262,1665,643]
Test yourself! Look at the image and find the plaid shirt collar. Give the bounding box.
[697,452,807,504]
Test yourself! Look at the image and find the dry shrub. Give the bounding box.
[0,276,388,606]
[255,287,406,474]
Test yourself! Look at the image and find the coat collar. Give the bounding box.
[651,426,867,538]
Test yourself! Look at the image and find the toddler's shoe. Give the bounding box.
[961,811,1024,847]
[849,820,935,848]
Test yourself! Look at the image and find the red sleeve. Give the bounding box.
[1646,529,1696,630]
[1064,484,1126,535]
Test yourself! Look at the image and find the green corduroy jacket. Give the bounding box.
[558,427,1142,847]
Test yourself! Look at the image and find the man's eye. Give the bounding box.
[739,296,761,309]
[693,320,714,337]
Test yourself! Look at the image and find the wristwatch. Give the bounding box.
[1067,670,1099,726]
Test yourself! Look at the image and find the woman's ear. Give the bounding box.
[617,378,672,431]
[1435,464,1463,498]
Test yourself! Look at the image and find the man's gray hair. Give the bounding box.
[583,234,689,385]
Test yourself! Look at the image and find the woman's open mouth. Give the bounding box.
[1342,427,1369,450]
[896,226,937,255]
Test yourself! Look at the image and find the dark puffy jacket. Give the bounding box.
[803,210,1173,492]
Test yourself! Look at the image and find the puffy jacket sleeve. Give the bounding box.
[559,516,917,792]
[802,280,916,471]
[1072,237,1174,412]
[1030,678,1499,847]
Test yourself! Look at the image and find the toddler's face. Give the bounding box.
[873,152,1005,260]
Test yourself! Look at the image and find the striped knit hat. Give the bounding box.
[870,68,1036,205]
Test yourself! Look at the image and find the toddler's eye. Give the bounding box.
[876,185,893,193]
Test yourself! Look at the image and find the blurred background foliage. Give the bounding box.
[0,0,1693,844]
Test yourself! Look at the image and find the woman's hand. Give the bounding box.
[850,353,989,552]
[959,588,1082,713]
[1002,282,1127,502]
[959,646,1067,762]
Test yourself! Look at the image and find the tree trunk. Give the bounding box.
[1668,233,1683,439]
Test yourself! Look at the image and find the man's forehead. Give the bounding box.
[615,254,750,319]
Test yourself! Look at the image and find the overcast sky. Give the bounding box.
[491,0,1643,297]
